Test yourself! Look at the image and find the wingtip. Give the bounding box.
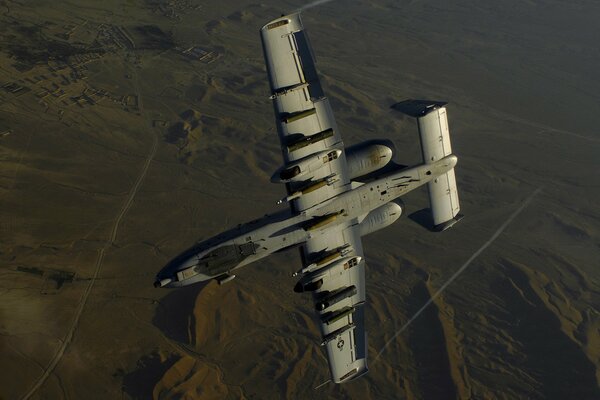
[391,99,448,118]
[433,214,464,232]
[333,365,369,384]
[260,12,302,32]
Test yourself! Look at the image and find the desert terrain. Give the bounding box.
[0,0,598,399]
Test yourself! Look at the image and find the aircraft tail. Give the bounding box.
[416,102,462,231]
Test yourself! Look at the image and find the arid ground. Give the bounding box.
[1,0,598,399]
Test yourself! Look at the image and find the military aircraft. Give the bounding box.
[154,13,461,384]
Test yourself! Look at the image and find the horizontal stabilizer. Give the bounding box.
[396,100,461,230]
[428,167,460,228]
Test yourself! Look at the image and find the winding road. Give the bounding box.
[20,67,158,399]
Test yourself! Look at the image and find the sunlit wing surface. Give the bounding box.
[260,13,350,212]
[261,14,368,383]
[157,12,462,386]
[303,222,368,382]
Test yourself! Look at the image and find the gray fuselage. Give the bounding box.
[154,155,456,288]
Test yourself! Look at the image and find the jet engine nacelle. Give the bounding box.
[358,200,403,237]
[345,139,394,180]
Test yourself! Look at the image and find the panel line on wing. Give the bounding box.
[286,33,306,84]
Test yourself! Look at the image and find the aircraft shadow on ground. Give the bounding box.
[408,208,435,231]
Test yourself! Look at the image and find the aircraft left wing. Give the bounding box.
[260,13,351,212]
[261,14,369,383]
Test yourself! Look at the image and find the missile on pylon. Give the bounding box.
[292,244,353,276]
[277,175,339,204]
[315,285,357,311]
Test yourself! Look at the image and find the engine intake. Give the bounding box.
[345,139,394,180]
[358,200,403,237]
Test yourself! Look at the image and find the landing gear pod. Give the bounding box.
[295,257,361,293]
[271,149,342,183]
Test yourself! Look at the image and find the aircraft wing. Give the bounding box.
[302,221,369,383]
[260,13,351,212]
[261,14,368,383]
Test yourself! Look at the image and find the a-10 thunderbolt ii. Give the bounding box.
[155,13,461,383]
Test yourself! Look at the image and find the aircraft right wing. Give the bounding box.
[261,14,369,383]
[298,220,369,383]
